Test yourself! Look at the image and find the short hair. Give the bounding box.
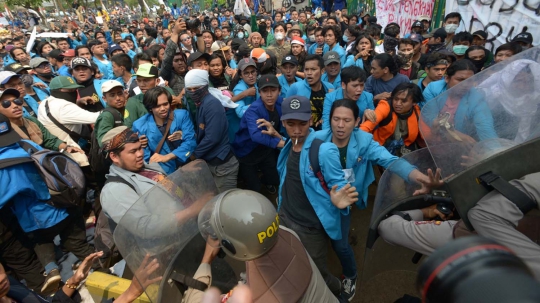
[201,30,216,41]
[444,12,462,23]
[330,99,359,121]
[57,37,69,44]
[384,23,400,38]
[133,52,152,69]
[425,52,450,69]
[143,86,171,112]
[75,45,93,57]
[314,26,323,34]
[111,53,132,71]
[341,66,367,84]
[327,16,338,24]
[273,22,286,31]
[452,32,473,44]
[144,26,158,39]
[134,28,143,36]
[446,59,477,77]
[399,38,415,48]
[87,39,101,50]
[304,54,324,69]
[347,25,362,39]
[495,42,522,56]
[222,26,231,32]
[366,25,382,39]
[391,82,424,104]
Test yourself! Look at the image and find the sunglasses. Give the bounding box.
[1,98,23,108]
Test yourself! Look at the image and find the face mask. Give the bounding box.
[397,51,414,69]
[453,45,469,56]
[307,14,311,19]
[309,35,316,42]
[37,72,54,79]
[444,24,458,34]
[186,85,209,106]
[223,35,229,39]
[237,32,244,39]
[51,90,78,103]
[275,32,284,40]
[343,35,349,43]
[470,57,487,72]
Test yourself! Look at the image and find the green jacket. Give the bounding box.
[124,86,175,128]
[95,108,124,147]
[26,116,64,151]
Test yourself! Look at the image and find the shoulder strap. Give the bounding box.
[102,107,124,127]
[45,100,86,142]
[309,139,330,194]
[155,111,174,155]
[378,103,394,127]
[105,175,136,193]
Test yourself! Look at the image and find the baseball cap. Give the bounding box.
[412,20,423,29]
[323,51,340,66]
[257,74,280,90]
[29,57,50,69]
[70,57,92,69]
[4,63,30,74]
[0,88,21,99]
[237,58,257,71]
[62,49,76,57]
[0,113,22,147]
[418,15,431,21]
[250,48,268,63]
[108,44,123,55]
[513,32,533,44]
[49,76,84,90]
[472,30,487,40]
[291,36,305,47]
[47,49,64,60]
[135,63,159,78]
[409,33,423,44]
[281,96,311,121]
[101,80,124,93]
[0,71,20,85]
[282,55,299,66]
[368,16,378,24]
[432,27,447,40]
[186,51,211,67]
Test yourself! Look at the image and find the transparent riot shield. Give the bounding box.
[361,148,439,301]
[419,46,540,229]
[113,160,237,302]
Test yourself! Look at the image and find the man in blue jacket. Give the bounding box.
[277,55,302,99]
[321,51,342,89]
[286,54,334,130]
[132,87,197,175]
[232,74,285,193]
[185,69,239,193]
[0,114,95,294]
[322,66,374,130]
[272,95,359,298]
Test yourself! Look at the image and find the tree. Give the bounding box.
[6,0,48,28]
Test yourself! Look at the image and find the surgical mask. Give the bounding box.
[307,14,311,19]
[223,35,229,39]
[309,35,316,42]
[453,45,469,56]
[186,85,209,106]
[343,35,349,43]
[444,24,458,34]
[237,32,244,39]
[275,32,284,40]
[51,90,78,103]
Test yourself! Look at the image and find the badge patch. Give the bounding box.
[0,122,8,134]
[290,99,300,109]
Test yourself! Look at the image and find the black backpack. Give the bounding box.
[309,139,331,194]
[89,108,124,174]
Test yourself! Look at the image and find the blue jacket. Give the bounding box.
[0,141,68,232]
[322,88,374,130]
[415,76,427,93]
[277,129,349,240]
[343,54,365,69]
[313,129,415,209]
[324,44,346,66]
[22,95,40,118]
[230,80,259,143]
[58,65,70,77]
[286,78,334,98]
[421,87,498,142]
[422,79,447,108]
[278,74,301,99]
[32,75,49,89]
[232,97,283,158]
[193,93,231,161]
[92,56,114,80]
[321,72,342,89]
[308,43,325,55]
[132,109,197,175]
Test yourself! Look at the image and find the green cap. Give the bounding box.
[49,76,84,90]
[135,63,159,78]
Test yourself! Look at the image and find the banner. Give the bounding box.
[446,0,540,51]
[375,0,435,37]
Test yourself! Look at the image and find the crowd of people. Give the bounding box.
[0,3,536,303]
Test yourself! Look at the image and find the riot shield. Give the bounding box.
[419,47,540,229]
[113,160,237,302]
[361,149,439,301]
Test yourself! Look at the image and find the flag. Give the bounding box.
[4,4,13,20]
[234,0,251,17]
[100,0,110,22]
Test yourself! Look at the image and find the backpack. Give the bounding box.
[309,139,331,194]
[1,141,86,208]
[89,108,124,174]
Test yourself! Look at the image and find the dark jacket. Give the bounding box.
[193,93,231,162]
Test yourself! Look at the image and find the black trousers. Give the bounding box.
[238,148,280,192]
[27,208,94,272]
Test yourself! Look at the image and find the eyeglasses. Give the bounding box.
[242,70,257,77]
[1,98,23,109]
[181,38,191,42]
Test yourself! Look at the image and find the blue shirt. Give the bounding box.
[365,74,410,96]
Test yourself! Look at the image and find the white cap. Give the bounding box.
[0,71,19,85]
[101,80,124,93]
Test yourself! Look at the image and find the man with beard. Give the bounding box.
[71,57,107,113]
[29,58,54,88]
